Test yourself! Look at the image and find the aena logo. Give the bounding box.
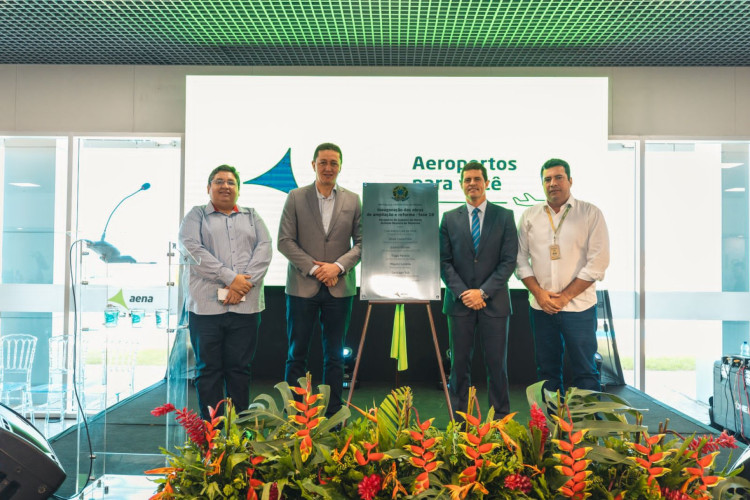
[107,289,154,308]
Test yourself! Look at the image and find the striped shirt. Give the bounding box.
[178,203,272,315]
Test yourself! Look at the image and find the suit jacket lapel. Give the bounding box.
[327,186,345,236]
[456,205,475,252]
[305,184,326,235]
[477,203,499,255]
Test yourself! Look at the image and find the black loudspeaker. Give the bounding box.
[711,358,750,436]
[729,445,750,480]
[0,403,66,499]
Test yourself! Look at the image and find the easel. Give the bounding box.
[345,300,454,419]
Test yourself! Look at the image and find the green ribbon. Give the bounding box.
[390,304,408,371]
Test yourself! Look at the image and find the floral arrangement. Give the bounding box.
[147,375,750,499]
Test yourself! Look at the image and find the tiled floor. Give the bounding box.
[81,475,157,499]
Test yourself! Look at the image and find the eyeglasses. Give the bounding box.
[211,179,237,186]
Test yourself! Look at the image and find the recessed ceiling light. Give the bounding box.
[725,187,746,192]
[721,163,745,169]
[9,182,40,188]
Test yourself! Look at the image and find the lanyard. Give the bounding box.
[544,204,571,244]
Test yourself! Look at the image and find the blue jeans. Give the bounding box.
[530,305,600,394]
[285,287,353,417]
[189,312,260,420]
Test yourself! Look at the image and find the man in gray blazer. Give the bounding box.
[440,161,518,419]
[278,143,362,416]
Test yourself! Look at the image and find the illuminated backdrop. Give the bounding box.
[185,76,608,286]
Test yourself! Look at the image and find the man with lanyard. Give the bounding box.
[179,165,272,420]
[516,158,609,394]
[278,142,362,418]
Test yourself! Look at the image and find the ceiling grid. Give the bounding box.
[0,0,748,66]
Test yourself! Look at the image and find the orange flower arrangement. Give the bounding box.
[147,379,750,500]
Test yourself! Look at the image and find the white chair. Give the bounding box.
[31,335,74,435]
[0,334,38,422]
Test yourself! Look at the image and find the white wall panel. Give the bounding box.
[0,66,17,131]
[737,67,750,134]
[14,65,135,132]
[0,65,748,137]
[611,67,739,136]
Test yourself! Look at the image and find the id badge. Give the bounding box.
[549,244,561,260]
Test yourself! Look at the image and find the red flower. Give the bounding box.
[688,430,737,453]
[245,465,264,500]
[357,474,382,500]
[269,482,279,500]
[151,403,176,417]
[529,402,549,449]
[175,407,206,446]
[504,473,532,494]
[661,486,692,500]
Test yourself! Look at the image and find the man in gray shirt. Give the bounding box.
[179,165,272,419]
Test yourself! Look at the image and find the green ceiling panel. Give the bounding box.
[0,0,749,65]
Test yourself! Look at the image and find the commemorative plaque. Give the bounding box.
[360,183,440,301]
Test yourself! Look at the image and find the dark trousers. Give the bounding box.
[448,312,510,419]
[530,305,600,395]
[285,287,353,417]
[189,312,260,420]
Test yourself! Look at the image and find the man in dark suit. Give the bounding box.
[440,161,518,419]
[278,142,362,417]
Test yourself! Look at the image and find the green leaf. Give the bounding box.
[204,482,221,500]
[296,477,333,500]
[377,386,413,450]
[587,444,631,465]
[251,393,280,414]
[316,406,350,434]
[227,452,249,471]
[382,447,409,459]
[316,383,332,416]
[274,381,297,414]
[576,420,647,435]
[235,407,288,427]
[712,476,750,499]
[525,381,547,416]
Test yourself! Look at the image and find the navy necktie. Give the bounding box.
[471,207,480,253]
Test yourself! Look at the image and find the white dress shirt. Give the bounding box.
[309,185,345,275]
[516,195,610,312]
[466,199,488,232]
[317,185,337,233]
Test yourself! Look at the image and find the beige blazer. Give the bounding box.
[278,183,362,298]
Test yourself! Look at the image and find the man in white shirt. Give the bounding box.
[516,158,610,393]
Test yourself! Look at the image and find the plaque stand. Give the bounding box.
[345,300,454,419]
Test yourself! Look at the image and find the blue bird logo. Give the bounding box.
[244,148,299,193]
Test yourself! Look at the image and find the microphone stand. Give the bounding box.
[86,183,150,264]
